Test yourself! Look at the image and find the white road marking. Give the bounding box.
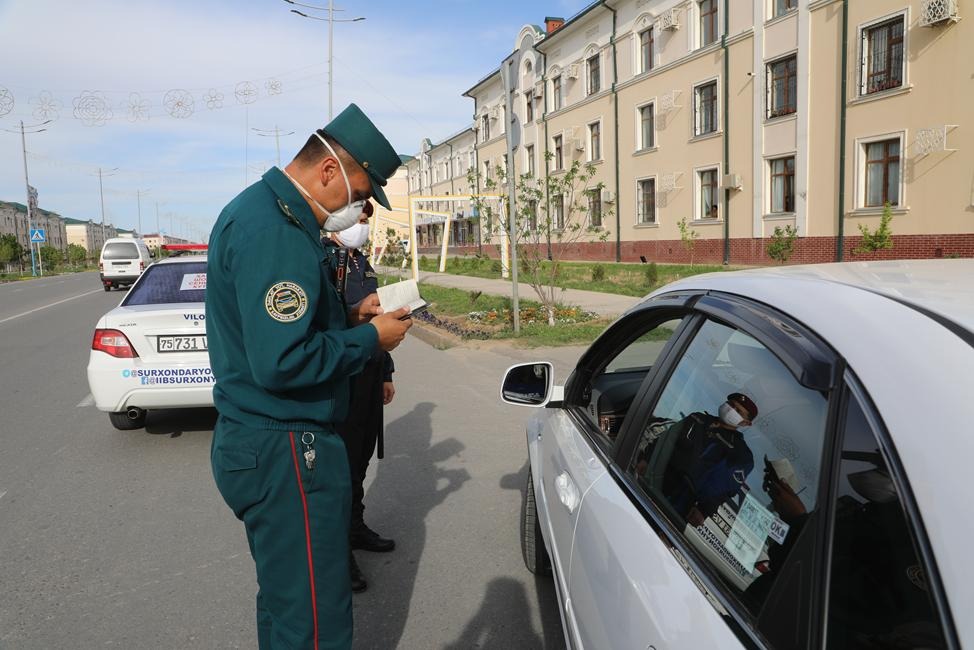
[0,288,103,325]
[77,394,95,407]
[12,288,23,292]
[0,491,6,501]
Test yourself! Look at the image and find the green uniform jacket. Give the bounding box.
[206,167,378,431]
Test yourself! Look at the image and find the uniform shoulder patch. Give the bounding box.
[265,281,308,322]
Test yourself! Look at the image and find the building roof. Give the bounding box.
[0,200,65,220]
[534,0,608,52]
[461,68,502,98]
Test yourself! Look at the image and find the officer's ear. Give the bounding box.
[317,155,341,187]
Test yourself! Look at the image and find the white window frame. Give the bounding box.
[692,77,721,137]
[551,73,563,111]
[553,134,564,171]
[694,163,722,221]
[768,0,797,21]
[637,26,654,75]
[552,193,566,230]
[588,119,603,162]
[765,52,798,120]
[587,190,604,228]
[525,144,535,178]
[854,131,906,210]
[695,0,721,50]
[856,9,909,98]
[635,100,657,151]
[636,176,658,225]
[765,153,797,215]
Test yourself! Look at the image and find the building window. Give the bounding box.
[525,93,534,122]
[553,135,564,170]
[861,16,905,95]
[767,55,797,118]
[698,168,719,219]
[553,194,565,230]
[552,76,563,111]
[699,0,718,47]
[639,27,654,73]
[483,161,491,181]
[588,53,601,95]
[694,80,718,136]
[772,0,796,18]
[526,144,535,177]
[769,156,795,213]
[637,179,656,224]
[588,191,603,228]
[863,138,900,207]
[639,103,655,150]
[589,121,601,161]
[525,200,538,231]
[480,114,490,142]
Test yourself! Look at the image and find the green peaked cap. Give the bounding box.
[321,103,400,210]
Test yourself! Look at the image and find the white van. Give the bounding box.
[99,238,153,291]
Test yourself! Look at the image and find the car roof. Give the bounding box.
[649,259,974,629]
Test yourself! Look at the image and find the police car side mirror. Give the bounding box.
[500,362,554,407]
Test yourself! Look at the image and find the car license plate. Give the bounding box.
[157,335,207,353]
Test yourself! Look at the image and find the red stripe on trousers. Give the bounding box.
[289,432,319,650]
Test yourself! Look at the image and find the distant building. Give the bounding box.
[65,218,118,257]
[0,200,68,252]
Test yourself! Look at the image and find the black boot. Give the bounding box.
[350,552,367,593]
[350,522,396,553]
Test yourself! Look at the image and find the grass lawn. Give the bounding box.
[378,274,611,347]
[415,255,739,297]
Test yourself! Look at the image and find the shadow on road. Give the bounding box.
[443,577,544,649]
[353,402,471,649]
[144,407,217,437]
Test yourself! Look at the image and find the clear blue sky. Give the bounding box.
[0,0,590,239]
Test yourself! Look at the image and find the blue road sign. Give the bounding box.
[30,229,46,243]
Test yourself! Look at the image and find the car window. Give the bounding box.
[102,242,140,260]
[825,393,947,649]
[626,318,828,613]
[578,317,686,443]
[123,262,207,306]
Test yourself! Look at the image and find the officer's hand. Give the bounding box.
[349,293,383,326]
[371,308,412,351]
[383,382,395,405]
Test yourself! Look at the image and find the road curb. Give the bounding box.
[408,319,461,350]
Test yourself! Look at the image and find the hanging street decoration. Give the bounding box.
[164,89,194,119]
[203,89,224,110]
[234,81,258,105]
[73,90,113,126]
[266,78,283,96]
[0,86,13,117]
[31,91,61,121]
[127,93,151,122]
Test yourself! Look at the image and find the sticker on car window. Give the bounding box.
[180,273,207,291]
[724,493,774,569]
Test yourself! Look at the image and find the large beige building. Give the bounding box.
[0,201,68,253]
[408,0,973,264]
[65,218,119,257]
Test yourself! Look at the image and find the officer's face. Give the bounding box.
[318,155,372,211]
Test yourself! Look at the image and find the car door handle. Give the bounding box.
[555,472,580,513]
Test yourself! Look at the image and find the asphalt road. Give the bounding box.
[0,271,583,649]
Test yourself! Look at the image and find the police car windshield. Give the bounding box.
[122,261,207,306]
[102,242,140,259]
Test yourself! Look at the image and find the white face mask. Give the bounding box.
[718,401,745,428]
[337,222,370,249]
[284,133,366,232]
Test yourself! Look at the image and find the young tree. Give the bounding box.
[469,156,611,326]
[67,243,88,265]
[0,234,23,270]
[853,202,894,255]
[677,218,700,268]
[766,225,798,264]
[39,245,63,271]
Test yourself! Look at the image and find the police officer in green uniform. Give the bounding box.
[206,104,411,650]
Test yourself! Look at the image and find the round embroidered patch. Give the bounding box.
[264,281,308,322]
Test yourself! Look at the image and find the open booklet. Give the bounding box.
[376,279,428,319]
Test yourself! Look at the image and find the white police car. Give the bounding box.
[87,250,212,430]
[502,259,974,650]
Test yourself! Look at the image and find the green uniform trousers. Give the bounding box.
[211,415,352,649]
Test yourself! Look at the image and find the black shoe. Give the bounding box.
[350,553,367,593]
[350,523,396,553]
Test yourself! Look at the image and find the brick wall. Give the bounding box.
[418,233,974,265]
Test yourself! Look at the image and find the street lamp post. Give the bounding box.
[135,188,150,238]
[96,167,119,246]
[252,126,295,167]
[2,120,50,275]
[284,0,365,120]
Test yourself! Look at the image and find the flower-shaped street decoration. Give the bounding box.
[234,81,258,105]
[0,86,15,117]
[164,89,194,119]
[73,90,113,126]
[203,88,224,110]
[266,78,282,96]
[30,91,61,121]
[127,93,150,122]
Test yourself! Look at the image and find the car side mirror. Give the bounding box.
[501,362,553,407]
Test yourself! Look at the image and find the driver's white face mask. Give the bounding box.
[718,401,746,428]
[284,133,366,231]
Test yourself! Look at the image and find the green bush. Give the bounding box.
[644,262,659,286]
[591,264,606,282]
[490,259,502,273]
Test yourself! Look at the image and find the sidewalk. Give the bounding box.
[376,265,641,317]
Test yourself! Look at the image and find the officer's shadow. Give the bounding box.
[352,401,470,649]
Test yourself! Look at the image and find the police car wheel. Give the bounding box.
[109,409,146,430]
[522,468,551,575]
